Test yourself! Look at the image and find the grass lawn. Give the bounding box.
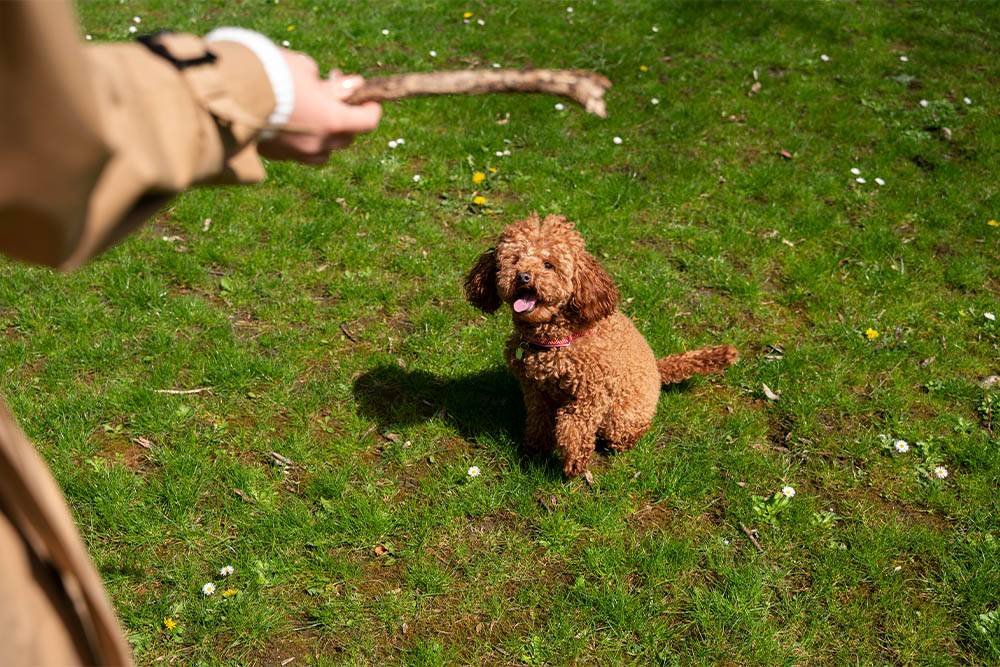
[3,0,999,663]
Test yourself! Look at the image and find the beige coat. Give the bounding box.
[0,2,278,664]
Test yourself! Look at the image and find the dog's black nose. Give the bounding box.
[517,272,532,285]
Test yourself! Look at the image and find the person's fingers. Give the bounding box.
[327,74,364,102]
[323,100,382,135]
[323,133,354,151]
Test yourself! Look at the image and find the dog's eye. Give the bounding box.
[543,261,555,270]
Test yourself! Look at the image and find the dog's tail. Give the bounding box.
[657,345,739,385]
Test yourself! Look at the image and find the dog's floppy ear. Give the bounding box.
[567,250,619,323]
[464,248,501,313]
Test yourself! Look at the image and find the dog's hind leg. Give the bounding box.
[599,412,651,453]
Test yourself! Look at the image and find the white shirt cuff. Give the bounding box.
[205,27,294,132]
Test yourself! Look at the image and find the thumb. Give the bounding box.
[327,74,364,102]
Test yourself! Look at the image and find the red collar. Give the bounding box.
[523,328,590,351]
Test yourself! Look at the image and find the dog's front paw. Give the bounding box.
[562,453,592,478]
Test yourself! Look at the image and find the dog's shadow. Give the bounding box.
[353,364,560,469]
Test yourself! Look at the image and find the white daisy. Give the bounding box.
[476,18,485,26]
[495,151,504,157]
[652,26,660,33]
[429,50,438,57]
[566,6,574,12]
[899,55,908,62]
[412,174,422,182]
[219,565,235,577]
[875,177,885,186]
[850,167,861,175]
[651,97,660,105]
[467,466,481,478]
[919,99,929,107]
[281,40,290,47]
[893,439,910,453]
[492,62,501,68]
[396,138,405,145]
[820,54,830,62]
[202,582,216,596]
[613,136,623,145]
[985,312,996,321]
[781,485,796,498]
[133,16,141,24]
[381,28,390,36]
[934,466,948,479]
[856,177,867,184]
[963,96,972,105]
[85,34,93,41]
[554,102,565,111]
[128,25,138,34]
[388,140,398,149]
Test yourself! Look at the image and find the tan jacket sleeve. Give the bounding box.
[0,1,276,270]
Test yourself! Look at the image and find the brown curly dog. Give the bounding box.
[465,214,738,477]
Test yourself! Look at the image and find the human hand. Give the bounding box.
[258,50,381,165]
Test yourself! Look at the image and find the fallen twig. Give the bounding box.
[739,523,764,553]
[347,69,612,118]
[339,323,359,343]
[154,387,212,395]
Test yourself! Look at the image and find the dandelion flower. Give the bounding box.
[202,582,216,596]
[613,136,623,145]
[639,65,649,72]
[472,195,487,206]
[781,485,796,498]
[919,99,929,107]
[875,177,885,186]
[651,98,660,105]
[472,171,486,184]
[163,617,177,631]
[820,54,830,62]
[412,174,422,183]
[865,328,879,340]
[893,439,910,453]
[988,220,999,227]
[933,465,949,479]
[554,102,565,111]
[985,312,996,321]
[221,588,238,598]
[467,465,481,477]
[463,11,473,19]
[488,167,498,173]
[219,565,235,577]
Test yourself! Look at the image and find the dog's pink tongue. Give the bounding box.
[513,297,537,313]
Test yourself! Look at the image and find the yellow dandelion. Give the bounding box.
[463,11,473,18]
[222,588,238,598]
[865,328,879,340]
[639,65,649,72]
[163,617,177,631]
[286,25,296,32]
[488,167,498,173]
[472,195,487,206]
[988,219,999,227]
[472,171,486,184]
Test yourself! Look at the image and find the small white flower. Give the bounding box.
[933,465,948,479]
[781,485,796,498]
[893,439,910,453]
[388,140,398,149]
[875,177,885,186]
[492,62,501,68]
[502,149,511,156]
[429,50,438,57]
[202,582,216,596]
[985,312,996,321]
[820,54,830,62]
[893,565,902,571]
[128,25,138,34]
[899,55,908,62]
[856,177,866,184]
[85,34,93,41]
[219,565,235,577]
[381,28,390,36]
[850,167,861,175]
[919,99,929,107]
[652,26,660,33]
[396,138,405,145]
[613,136,623,145]
[963,96,972,105]
[651,97,660,105]
[133,16,141,24]
[495,151,504,157]
[467,466,481,478]
[476,18,485,26]
[554,102,565,111]
[412,174,422,182]
[281,40,290,47]
[722,538,730,545]
[566,6,574,12]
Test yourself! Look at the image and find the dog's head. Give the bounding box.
[464,214,619,326]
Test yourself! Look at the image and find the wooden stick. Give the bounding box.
[739,523,764,553]
[154,387,212,395]
[346,69,612,118]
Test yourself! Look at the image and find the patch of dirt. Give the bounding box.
[92,431,150,472]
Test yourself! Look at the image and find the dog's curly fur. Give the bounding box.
[465,214,738,477]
